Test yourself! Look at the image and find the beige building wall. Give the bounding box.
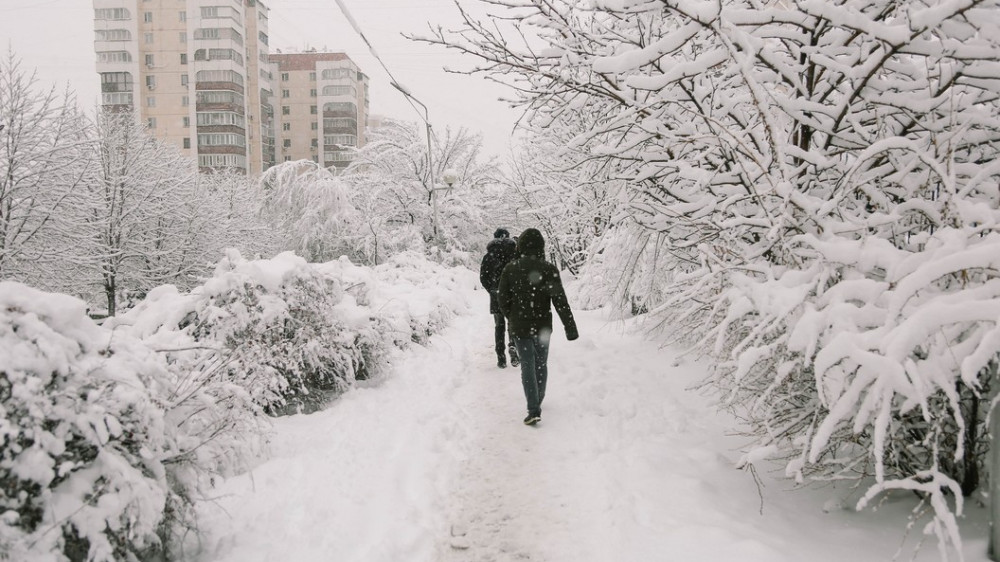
[93,0,275,174]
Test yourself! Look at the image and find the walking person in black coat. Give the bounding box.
[498,228,578,425]
[480,228,520,368]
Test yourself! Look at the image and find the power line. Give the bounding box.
[331,0,428,126]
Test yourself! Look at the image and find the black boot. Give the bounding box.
[497,355,507,368]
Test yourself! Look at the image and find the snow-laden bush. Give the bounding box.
[325,250,474,348]
[0,282,173,562]
[113,249,474,417]
[111,250,378,416]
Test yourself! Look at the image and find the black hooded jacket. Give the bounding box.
[480,229,517,313]
[497,228,578,340]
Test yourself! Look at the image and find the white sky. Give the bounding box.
[0,0,524,157]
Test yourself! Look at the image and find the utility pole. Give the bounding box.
[389,82,458,245]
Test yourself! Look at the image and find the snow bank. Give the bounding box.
[0,282,172,561]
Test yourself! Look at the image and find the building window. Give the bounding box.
[194,28,244,45]
[95,7,131,20]
[97,51,132,63]
[95,29,131,41]
[144,32,153,44]
[180,53,188,65]
[311,122,317,130]
[324,151,354,163]
[310,105,317,114]
[282,123,290,131]
[312,155,318,163]
[323,117,358,130]
[101,72,133,93]
[146,96,155,107]
[182,95,189,106]
[322,85,356,97]
[284,156,291,162]
[101,92,133,105]
[310,89,316,97]
[281,72,289,81]
[282,139,291,148]
[145,75,156,89]
[282,106,290,115]
[282,89,289,98]
[199,154,247,169]
[198,133,247,147]
[196,112,246,127]
[324,134,357,147]
[200,5,241,20]
[179,11,186,22]
[196,90,244,105]
[180,32,187,43]
[145,54,154,67]
[183,116,190,128]
[311,138,318,148]
[194,49,243,66]
[143,12,152,23]
[321,68,352,80]
[324,101,356,114]
[147,117,157,129]
[181,74,188,86]
[195,70,244,85]
[309,72,316,81]
[183,138,191,149]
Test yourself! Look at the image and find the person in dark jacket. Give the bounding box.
[480,228,520,368]
[498,228,578,425]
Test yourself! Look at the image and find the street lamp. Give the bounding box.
[430,168,460,244]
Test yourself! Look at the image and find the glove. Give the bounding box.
[565,326,579,341]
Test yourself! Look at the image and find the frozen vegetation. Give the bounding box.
[0,252,470,560]
[3,0,1000,559]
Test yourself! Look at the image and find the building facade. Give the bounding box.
[269,52,370,169]
[93,0,277,174]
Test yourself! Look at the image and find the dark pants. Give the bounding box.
[494,313,518,361]
[513,334,550,417]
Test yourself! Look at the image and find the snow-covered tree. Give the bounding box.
[342,118,503,261]
[423,0,1000,550]
[0,50,90,282]
[503,128,619,276]
[199,169,277,260]
[82,108,204,315]
[259,159,356,263]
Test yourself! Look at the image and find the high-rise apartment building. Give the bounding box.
[269,52,370,169]
[93,0,277,174]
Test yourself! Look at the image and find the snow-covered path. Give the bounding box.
[198,287,990,562]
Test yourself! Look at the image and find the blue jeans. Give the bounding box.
[513,334,550,417]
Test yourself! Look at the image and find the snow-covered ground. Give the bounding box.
[197,283,991,562]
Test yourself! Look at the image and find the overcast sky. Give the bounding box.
[0,0,523,157]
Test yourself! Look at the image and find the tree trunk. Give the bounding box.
[105,276,116,317]
[989,361,1000,560]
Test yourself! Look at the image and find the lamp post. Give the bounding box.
[432,168,459,244]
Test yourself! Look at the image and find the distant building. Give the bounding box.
[269,52,370,169]
[93,0,277,174]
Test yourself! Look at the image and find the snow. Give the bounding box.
[196,281,991,562]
